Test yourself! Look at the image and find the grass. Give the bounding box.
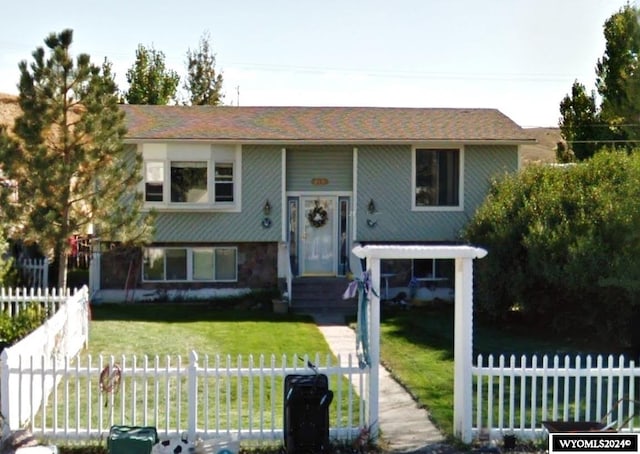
[378,303,630,439]
[41,302,362,448]
[89,302,330,357]
[42,297,625,452]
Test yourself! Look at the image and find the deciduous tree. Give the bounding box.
[559,81,601,160]
[184,31,224,106]
[559,4,640,157]
[0,29,154,288]
[124,44,180,105]
[596,4,640,136]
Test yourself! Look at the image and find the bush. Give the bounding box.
[463,149,640,348]
[0,303,48,348]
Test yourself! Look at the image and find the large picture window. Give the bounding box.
[414,148,460,208]
[171,161,208,203]
[143,247,238,282]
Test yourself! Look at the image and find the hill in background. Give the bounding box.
[0,93,20,129]
[521,127,561,166]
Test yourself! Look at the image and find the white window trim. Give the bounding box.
[411,145,464,212]
[142,246,238,283]
[140,144,241,212]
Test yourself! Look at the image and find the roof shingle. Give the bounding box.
[122,105,535,144]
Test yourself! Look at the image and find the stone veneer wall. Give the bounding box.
[100,242,278,291]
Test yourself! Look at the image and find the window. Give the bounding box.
[165,248,187,280]
[143,248,165,280]
[193,249,214,280]
[141,148,238,209]
[215,248,236,280]
[145,162,164,202]
[214,163,234,202]
[171,161,208,203]
[414,148,460,208]
[143,247,237,282]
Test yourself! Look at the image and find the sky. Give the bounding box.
[0,0,632,128]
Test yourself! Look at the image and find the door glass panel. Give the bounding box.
[301,197,335,275]
[288,198,299,275]
[338,197,350,276]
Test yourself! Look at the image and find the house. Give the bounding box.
[91,106,535,305]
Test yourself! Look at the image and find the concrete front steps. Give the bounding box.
[290,276,356,315]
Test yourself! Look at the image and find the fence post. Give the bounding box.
[81,286,89,349]
[0,349,14,428]
[42,258,49,290]
[188,351,198,442]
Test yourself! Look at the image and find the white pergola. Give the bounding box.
[352,244,487,443]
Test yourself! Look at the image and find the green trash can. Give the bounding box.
[107,425,158,454]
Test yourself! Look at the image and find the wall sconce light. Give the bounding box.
[263,200,272,216]
[367,199,376,214]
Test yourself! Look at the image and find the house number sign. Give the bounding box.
[311,178,329,186]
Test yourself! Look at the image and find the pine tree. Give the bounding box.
[184,31,224,105]
[0,29,154,288]
[124,44,180,105]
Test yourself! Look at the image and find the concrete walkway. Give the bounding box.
[313,312,454,453]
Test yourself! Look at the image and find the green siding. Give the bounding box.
[464,144,518,213]
[148,143,517,243]
[286,146,353,192]
[153,145,282,242]
[356,144,518,242]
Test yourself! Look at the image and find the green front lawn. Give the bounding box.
[59,303,361,435]
[379,303,622,438]
[89,302,328,357]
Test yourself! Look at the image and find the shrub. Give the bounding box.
[0,303,48,348]
[463,149,640,348]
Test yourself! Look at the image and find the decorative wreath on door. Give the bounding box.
[307,200,328,228]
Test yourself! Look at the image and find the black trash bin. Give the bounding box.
[284,373,333,454]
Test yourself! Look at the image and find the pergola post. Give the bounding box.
[367,257,381,440]
[352,244,486,445]
[453,257,474,443]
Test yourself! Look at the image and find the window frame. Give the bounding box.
[142,246,238,283]
[411,146,464,211]
[140,144,240,211]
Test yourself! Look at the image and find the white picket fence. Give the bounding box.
[17,258,49,290]
[1,286,90,430]
[0,287,72,318]
[2,351,367,444]
[472,354,640,440]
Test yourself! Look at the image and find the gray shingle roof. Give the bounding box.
[122,105,535,143]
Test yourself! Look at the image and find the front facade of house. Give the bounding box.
[91,106,533,301]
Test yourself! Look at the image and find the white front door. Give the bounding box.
[300,196,336,275]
